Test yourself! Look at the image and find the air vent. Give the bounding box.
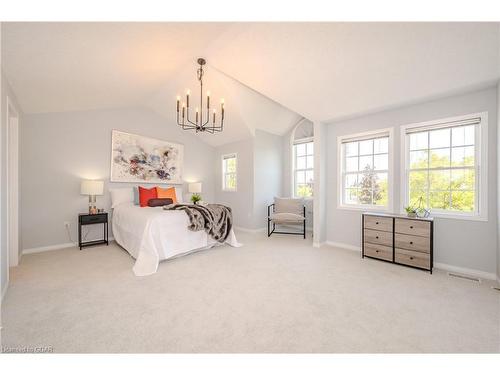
[447,272,481,283]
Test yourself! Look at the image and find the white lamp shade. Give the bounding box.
[80,180,104,195]
[188,182,202,194]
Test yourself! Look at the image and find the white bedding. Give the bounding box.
[112,203,241,276]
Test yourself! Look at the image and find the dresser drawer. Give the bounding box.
[395,218,430,237]
[80,214,107,225]
[364,229,393,247]
[394,233,430,253]
[364,215,393,232]
[395,248,430,270]
[364,243,393,261]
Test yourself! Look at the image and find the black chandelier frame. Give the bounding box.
[176,58,224,133]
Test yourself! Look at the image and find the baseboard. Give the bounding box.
[22,237,115,255]
[234,226,267,233]
[312,241,325,248]
[1,279,9,302]
[434,262,497,281]
[325,241,361,252]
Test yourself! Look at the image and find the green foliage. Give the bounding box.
[409,150,474,212]
[297,184,313,198]
[190,193,202,204]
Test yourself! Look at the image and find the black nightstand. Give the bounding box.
[78,212,109,250]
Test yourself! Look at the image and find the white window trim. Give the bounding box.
[399,112,488,222]
[337,128,395,212]
[292,136,314,200]
[221,153,237,192]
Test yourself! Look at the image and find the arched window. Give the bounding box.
[292,120,314,198]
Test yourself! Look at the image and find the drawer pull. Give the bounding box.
[410,226,414,229]
[375,250,379,253]
[375,236,379,239]
[376,222,379,225]
[410,256,414,260]
[410,241,413,245]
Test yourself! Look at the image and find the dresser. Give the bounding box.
[362,213,433,273]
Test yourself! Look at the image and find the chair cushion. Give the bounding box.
[274,197,304,216]
[270,213,305,223]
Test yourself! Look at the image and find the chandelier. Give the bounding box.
[176,58,224,133]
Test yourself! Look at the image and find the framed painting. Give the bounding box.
[110,130,184,184]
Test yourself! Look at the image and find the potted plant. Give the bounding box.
[404,205,417,218]
[190,193,202,205]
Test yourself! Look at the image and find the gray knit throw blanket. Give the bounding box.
[164,203,233,243]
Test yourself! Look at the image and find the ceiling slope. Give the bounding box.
[208,22,500,122]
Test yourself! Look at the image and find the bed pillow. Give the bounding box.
[109,187,134,208]
[156,186,178,204]
[139,186,158,207]
[147,198,173,207]
[133,186,140,205]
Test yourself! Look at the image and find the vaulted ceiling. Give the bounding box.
[2,22,499,146]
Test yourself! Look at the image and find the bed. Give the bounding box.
[112,202,241,276]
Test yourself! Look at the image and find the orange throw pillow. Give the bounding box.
[138,186,158,207]
[156,186,177,204]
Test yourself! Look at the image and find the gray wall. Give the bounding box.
[21,108,216,250]
[253,130,283,229]
[214,137,255,229]
[326,87,498,274]
[214,130,284,230]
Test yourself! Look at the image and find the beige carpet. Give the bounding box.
[1,230,499,353]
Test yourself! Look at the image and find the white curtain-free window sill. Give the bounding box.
[337,204,391,212]
[398,210,488,222]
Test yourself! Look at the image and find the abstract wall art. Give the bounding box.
[110,130,184,184]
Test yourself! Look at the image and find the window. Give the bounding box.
[222,153,237,191]
[402,113,487,219]
[293,140,314,198]
[338,129,392,209]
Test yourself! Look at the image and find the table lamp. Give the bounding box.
[81,180,104,214]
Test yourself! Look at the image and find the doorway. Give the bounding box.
[6,96,19,268]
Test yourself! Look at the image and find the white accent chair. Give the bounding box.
[267,197,306,239]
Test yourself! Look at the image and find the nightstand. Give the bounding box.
[78,212,109,250]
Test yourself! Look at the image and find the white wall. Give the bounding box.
[1,69,23,298]
[20,107,216,251]
[326,87,498,275]
[497,82,500,281]
[282,120,314,229]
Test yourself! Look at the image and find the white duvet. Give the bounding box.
[112,203,241,276]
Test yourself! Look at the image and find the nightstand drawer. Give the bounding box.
[364,229,393,247]
[80,214,107,225]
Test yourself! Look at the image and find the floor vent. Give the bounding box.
[447,272,481,283]
[492,287,500,292]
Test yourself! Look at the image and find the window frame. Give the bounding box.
[400,112,488,221]
[221,153,237,192]
[337,128,395,212]
[292,137,314,199]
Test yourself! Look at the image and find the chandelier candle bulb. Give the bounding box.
[186,90,190,107]
[207,91,210,108]
[195,108,199,123]
[213,109,216,124]
[176,96,180,112]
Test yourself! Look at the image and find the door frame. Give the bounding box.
[6,96,19,269]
